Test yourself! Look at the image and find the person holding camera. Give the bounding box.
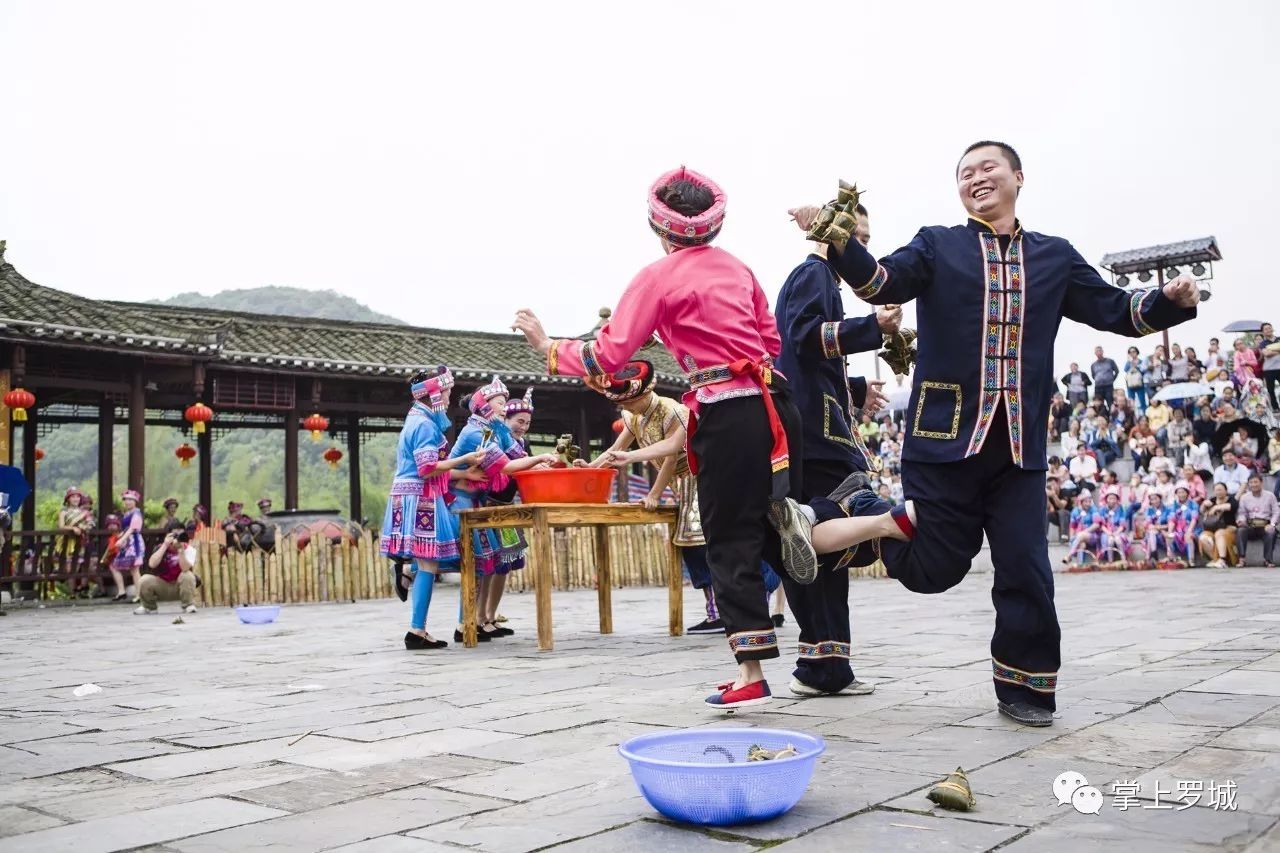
[134,521,198,615]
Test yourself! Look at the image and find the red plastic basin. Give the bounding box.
[512,467,617,504]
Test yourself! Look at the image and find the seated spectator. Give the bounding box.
[1229,424,1262,472]
[1145,397,1173,440]
[1060,420,1082,459]
[1237,474,1278,567]
[1269,429,1280,476]
[1129,416,1155,455]
[1232,337,1261,386]
[1212,385,1238,414]
[1219,402,1242,425]
[1099,469,1121,492]
[1122,472,1150,513]
[1135,435,1160,474]
[135,521,198,615]
[1068,444,1100,489]
[1064,492,1102,564]
[1214,450,1251,496]
[1111,391,1135,433]
[1185,346,1205,373]
[1176,464,1207,502]
[1088,416,1122,467]
[1200,483,1239,568]
[1204,338,1229,382]
[1151,468,1177,504]
[1089,394,1110,416]
[1137,492,1173,559]
[1046,479,1070,544]
[858,413,880,443]
[1168,485,1201,564]
[1165,408,1193,466]
[887,474,904,505]
[1148,445,1176,479]
[1193,406,1218,446]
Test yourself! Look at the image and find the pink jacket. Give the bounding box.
[548,246,782,412]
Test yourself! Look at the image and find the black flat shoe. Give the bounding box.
[454,628,490,643]
[489,625,514,637]
[771,613,785,628]
[998,701,1054,727]
[404,632,447,650]
[392,560,409,603]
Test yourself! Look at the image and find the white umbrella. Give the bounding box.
[1152,382,1212,402]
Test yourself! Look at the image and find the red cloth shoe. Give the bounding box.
[705,679,773,709]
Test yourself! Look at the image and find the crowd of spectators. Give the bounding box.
[1044,330,1280,568]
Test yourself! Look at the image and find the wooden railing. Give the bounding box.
[1,521,701,604]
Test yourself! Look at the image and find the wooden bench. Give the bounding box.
[458,503,682,650]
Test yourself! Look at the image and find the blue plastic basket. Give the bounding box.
[618,728,824,826]
[235,605,280,624]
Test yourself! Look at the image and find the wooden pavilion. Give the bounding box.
[0,240,687,531]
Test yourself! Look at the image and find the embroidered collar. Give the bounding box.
[966,217,1023,237]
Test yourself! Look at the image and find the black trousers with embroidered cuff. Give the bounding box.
[878,407,1061,711]
[782,459,855,693]
[692,390,803,664]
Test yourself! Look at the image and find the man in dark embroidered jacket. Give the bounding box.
[799,141,1200,726]
[774,203,897,698]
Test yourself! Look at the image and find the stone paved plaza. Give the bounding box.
[2,566,1280,852]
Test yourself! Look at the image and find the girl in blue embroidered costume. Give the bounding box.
[381,367,488,651]
[801,140,1200,727]
[478,386,539,633]
[444,376,556,642]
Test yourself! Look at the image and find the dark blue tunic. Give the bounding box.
[830,218,1196,470]
[774,254,881,470]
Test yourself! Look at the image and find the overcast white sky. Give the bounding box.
[2,0,1277,382]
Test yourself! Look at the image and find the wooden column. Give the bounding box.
[284,408,299,510]
[347,415,362,523]
[97,397,114,513]
[127,368,146,492]
[20,406,37,532]
[197,424,212,517]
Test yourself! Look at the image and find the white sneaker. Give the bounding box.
[133,606,155,615]
[789,677,876,697]
[183,605,198,614]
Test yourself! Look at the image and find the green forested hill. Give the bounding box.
[151,286,404,325]
[31,287,406,528]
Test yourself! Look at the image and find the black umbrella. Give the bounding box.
[1222,320,1266,333]
[1212,418,1270,455]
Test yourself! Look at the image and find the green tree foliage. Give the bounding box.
[26,423,397,530]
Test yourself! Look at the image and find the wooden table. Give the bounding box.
[458,503,682,650]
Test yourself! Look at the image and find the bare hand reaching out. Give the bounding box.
[512,309,551,354]
[876,305,902,335]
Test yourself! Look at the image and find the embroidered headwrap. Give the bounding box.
[104,513,122,528]
[64,487,84,503]
[258,498,272,511]
[469,375,510,418]
[193,503,209,520]
[163,496,179,508]
[595,361,657,403]
[505,387,535,417]
[647,166,727,247]
[121,489,141,503]
[410,366,455,412]
[227,500,244,515]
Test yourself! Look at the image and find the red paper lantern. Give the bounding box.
[34,447,45,467]
[4,387,35,422]
[175,443,197,468]
[303,413,330,443]
[185,402,213,434]
[323,447,343,469]
[611,418,625,434]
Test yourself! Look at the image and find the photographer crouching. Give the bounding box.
[134,520,199,615]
